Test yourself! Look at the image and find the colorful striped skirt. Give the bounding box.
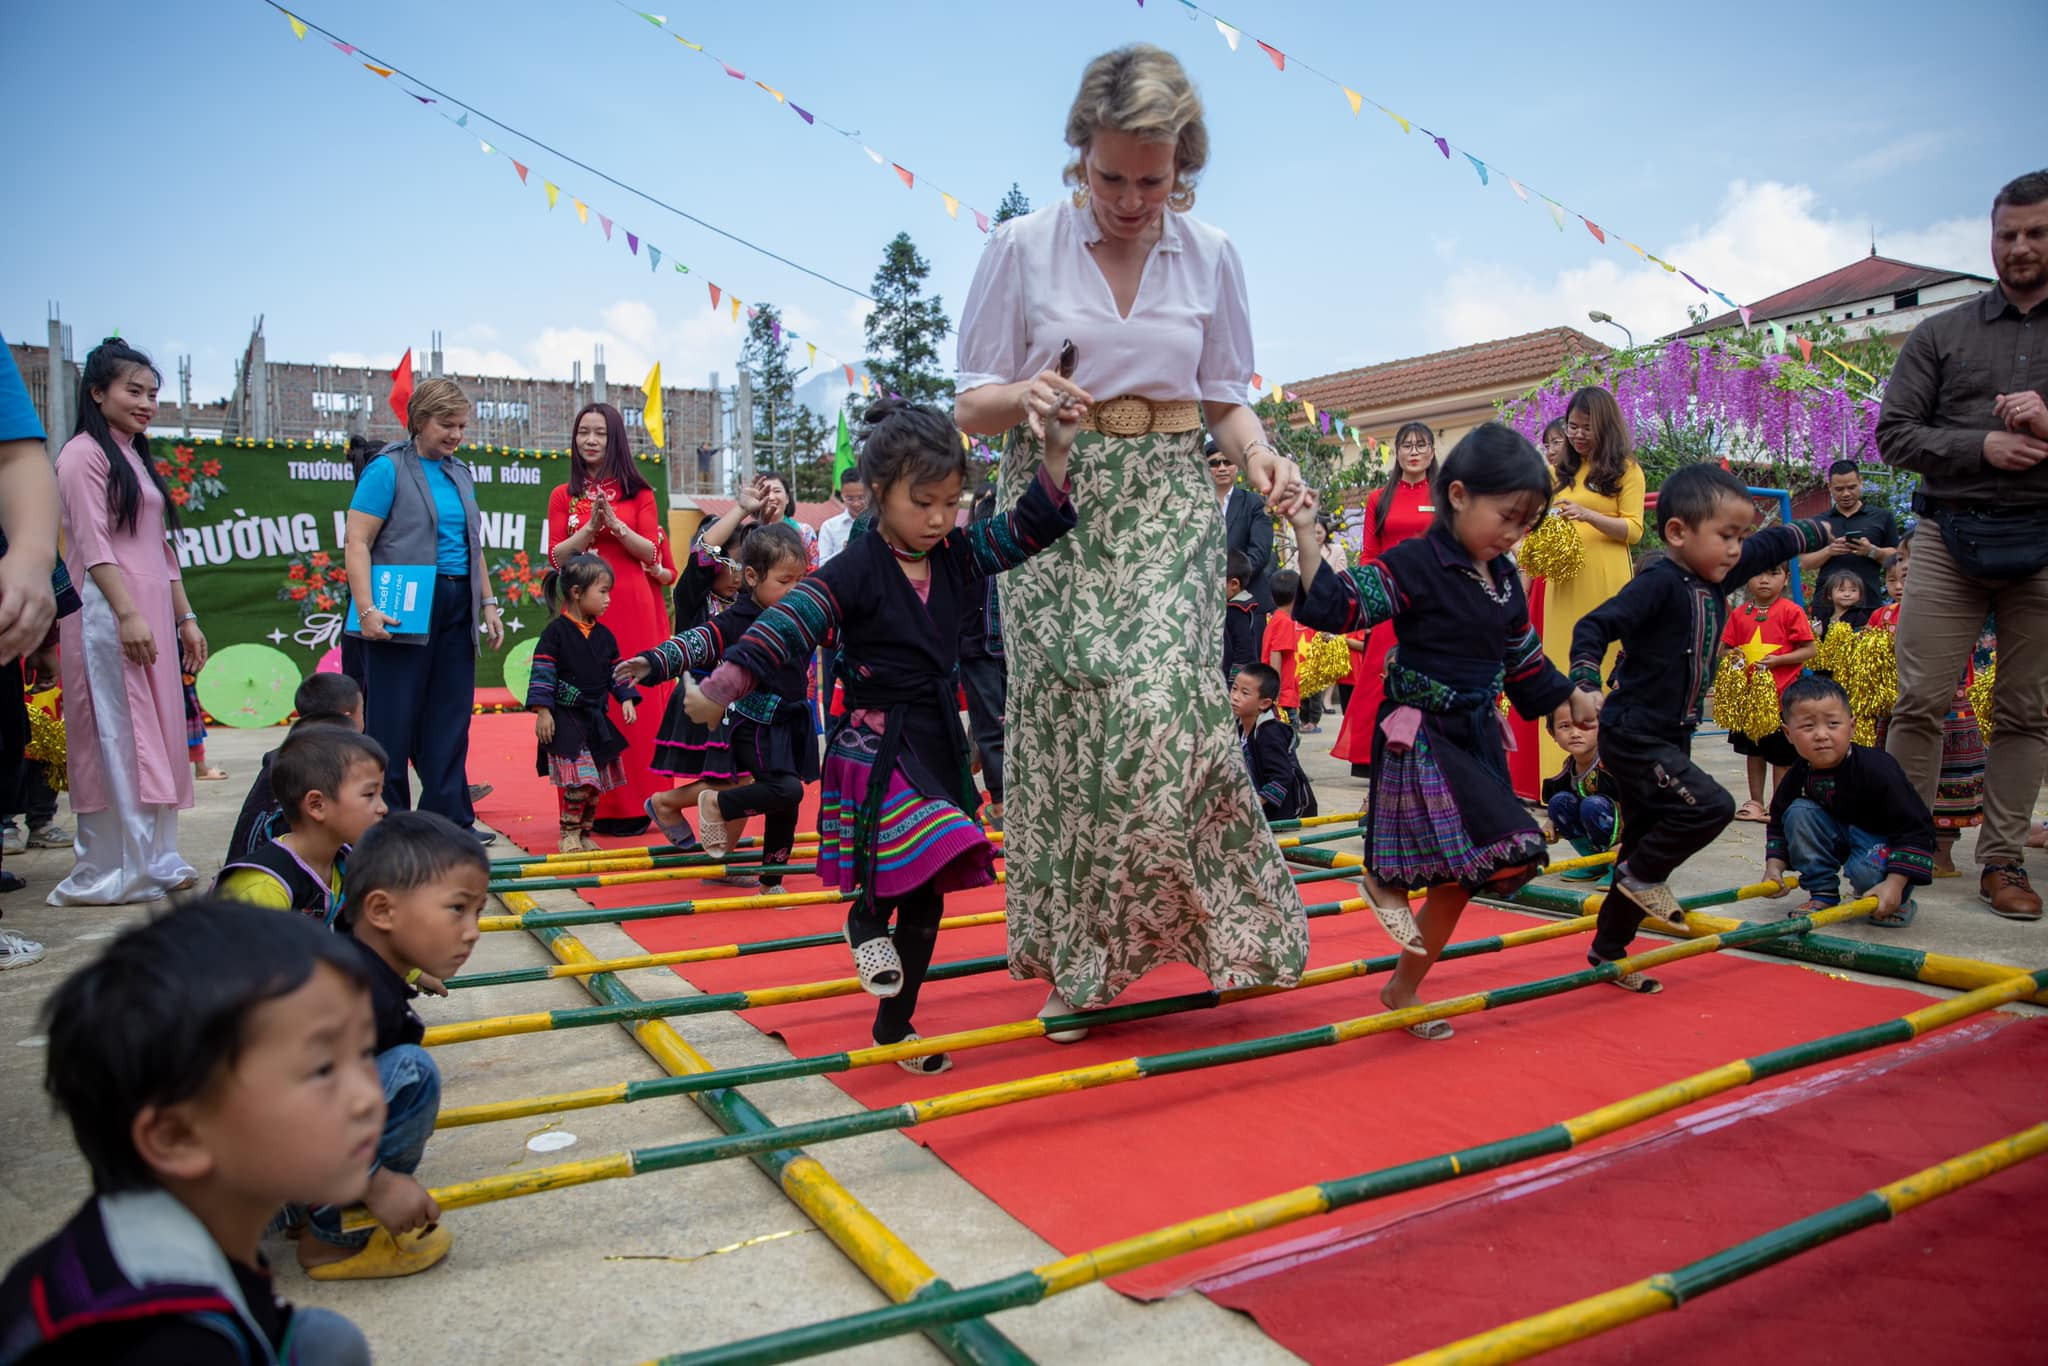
[547,749,628,793]
[1368,698,1547,895]
[817,721,993,901]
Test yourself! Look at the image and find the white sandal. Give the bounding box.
[697,789,730,857]
[1370,894,1427,956]
[879,1033,952,1075]
[1039,988,1088,1044]
[846,927,903,998]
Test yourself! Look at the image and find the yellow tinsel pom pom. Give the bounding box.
[1295,631,1352,697]
[1712,654,1781,740]
[1844,627,1897,723]
[1812,620,1857,676]
[1710,653,1744,730]
[24,688,67,793]
[1971,655,1997,738]
[1519,514,1583,583]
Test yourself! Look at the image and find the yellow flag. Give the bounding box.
[676,36,701,50]
[1342,88,1362,116]
[1384,109,1411,134]
[573,199,588,224]
[286,12,307,39]
[861,375,871,397]
[756,81,784,102]
[544,181,560,209]
[1300,399,1316,428]
[941,193,960,219]
[642,363,665,450]
[731,295,742,322]
[806,342,817,368]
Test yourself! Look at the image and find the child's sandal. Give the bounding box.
[1405,1019,1455,1041]
[1368,893,1427,956]
[1607,969,1663,994]
[644,797,700,853]
[696,790,730,857]
[878,1033,952,1075]
[846,927,904,998]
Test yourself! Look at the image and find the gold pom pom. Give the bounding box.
[1844,627,1897,722]
[1519,515,1583,583]
[24,688,67,793]
[1970,655,1997,738]
[1710,652,1745,730]
[1812,620,1857,677]
[1295,631,1352,697]
[1734,663,1784,741]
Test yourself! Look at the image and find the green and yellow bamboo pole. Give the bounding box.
[1391,1120,2048,1366]
[490,839,821,883]
[508,857,834,894]
[1284,844,1617,879]
[360,888,1865,1225]
[639,964,2044,1366]
[503,890,1031,1366]
[1510,882,2048,1006]
[434,911,1600,1129]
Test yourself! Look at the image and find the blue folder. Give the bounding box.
[346,563,434,633]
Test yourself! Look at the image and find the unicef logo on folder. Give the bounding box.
[347,563,433,633]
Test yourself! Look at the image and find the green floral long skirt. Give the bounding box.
[996,426,1309,1008]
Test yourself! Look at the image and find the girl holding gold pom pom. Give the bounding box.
[1720,562,1816,823]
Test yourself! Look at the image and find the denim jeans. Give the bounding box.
[309,1043,441,1249]
[1780,798,1885,907]
[1546,791,1617,853]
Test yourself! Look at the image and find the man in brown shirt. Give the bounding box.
[1876,168,2048,920]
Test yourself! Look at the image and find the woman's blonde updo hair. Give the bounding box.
[1062,44,1207,213]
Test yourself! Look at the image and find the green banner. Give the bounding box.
[161,438,668,692]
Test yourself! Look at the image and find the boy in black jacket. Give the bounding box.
[1569,464,1829,991]
[1222,549,1267,683]
[1762,676,1934,926]
[1230,663,1316,821]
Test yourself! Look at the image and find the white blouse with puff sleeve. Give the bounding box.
[955,200,1256,408]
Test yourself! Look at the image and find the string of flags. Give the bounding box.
[611,4,999,236]
[272,6,895,408]
[1137,0,1758,333]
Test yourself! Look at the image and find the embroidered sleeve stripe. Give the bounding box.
[1764,834,1787,861]
[1504,626,1547,680]
[745,580,838,669]
[1352,563,1402,631]
[1884,844,1935,881]
[1568,662,1602,690]
[1792,518,1830,552]
[1257,779,1289,806]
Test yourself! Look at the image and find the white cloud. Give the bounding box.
[1845,131,1945,180]
[1423,180,1991,350]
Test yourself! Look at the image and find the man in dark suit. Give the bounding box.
[1208,436,1273,610]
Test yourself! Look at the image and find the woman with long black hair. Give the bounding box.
[49,338,208,905]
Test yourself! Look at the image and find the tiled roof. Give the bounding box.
[1677,255,1987,335]
[1289,327,1610,415]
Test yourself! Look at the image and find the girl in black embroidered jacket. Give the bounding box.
[622,522,814,891]
[1291,426,1597,1037]
[677,399,1076,1073]
[529,555,640,854]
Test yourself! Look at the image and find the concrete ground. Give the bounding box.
[2,718,2042,1363]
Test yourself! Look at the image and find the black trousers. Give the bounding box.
[1590,722,1736,962]
[959,653,1006,802]
[364,575,476,825]
[845,884,945,1044]
[715,724,802,880]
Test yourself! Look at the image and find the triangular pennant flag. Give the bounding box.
[511,159,529,184]
[479,139,493,154]
[1342,88,1362,115]
[599,213,613,240]
[861,145,884,164]
[1507,177,1529,202]
[331,40,355,54]
[806,343,817,368]
[456,113,468,128]
[1542,197,1566,230]
[1319,410,1332,436]
[1270,382,1283,404]
[1583,218,1605,243]
[1256,40,1285,70]
[1738,305,1754,330]
[1215,19,1240,50]
[363,63,393,77]
[642,362,665,449]
[674,261,688,274]
[675,35,701,50]
[844,364,855,385]
[1796,336,1813,364]
[961,432,971,454]
[636,11,665,26]
[708,283,721,310]
[409,93,435,104]
[1251,372,1263,390]
[731,295,741,321]
[1767,321,1788,354]
[861,374,872,396]
[573,199,588,224]
[648,245,661,271]
[286,11,307,39]
[756,82,784,102]
[626,231,639,255]
[1432,135,1450,159]
[1679,271,1708,293]
[1623,240,1646,257]
[1712,290,1737,309]
[1647,255,1677,273]
[543,181,560,209]
[772,321,782,346]
[1300,400,1316,428]
[892,164,915,190]
[790,103,814,125]
[1465,153,1488,185]
[941,192,960,219]
[747,307,758,321]
[973,209,990,233]
[1384,108,1411,134]
[720,62,745,79]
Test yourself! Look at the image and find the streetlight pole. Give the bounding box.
[1588,310,1634,348]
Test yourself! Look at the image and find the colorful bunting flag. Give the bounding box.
[790,103,814,124]
[363,63,392,77]
[626,231,639,255]
[1256,40,1285,70]
[893,164,914,189]
[708,283,721,310]
[861,374,871,396]
[1648,255,1677,273]
[1680,272,1708,293]
[1767,321,1788,354]
[772,320,782,346]
[1583,219,1604,243]
[1795,336,1813,364]
[1432,135,1450,159]
[1384,109,1410,134]
[832,411,856,491]
[973,210,989,233]
[1542,197,1566,230]
[599,213,612,240]
[511,159,529,184]
[720,62,744,79]
[843,364,855,385]
[479,139,493,154]
[331,40,355,54]
[1507,177,1529,202]
[1299,399,1316,428]
[1215,20,1241,50]
[1342,88,1362,115]
[675,36,701,50]
[806,343,817,368]
[1739,306,1754,329]
[941,192,959,219]
[542,181,558,209]
[637,11,665,27]
[648,245,661,271]
[1465,153,1488,185]
[731,295,741,321]
[573,199,588,224]
[756,81,784,102]
[286,11,307,40]
[642,361,665,449]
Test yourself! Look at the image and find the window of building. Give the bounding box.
[475,400,529,421]
[311,391,366,413]
[1893,289,1920,310]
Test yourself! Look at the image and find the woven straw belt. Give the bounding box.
[1078,395,1204,436]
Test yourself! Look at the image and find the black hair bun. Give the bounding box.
[862,396,909,426]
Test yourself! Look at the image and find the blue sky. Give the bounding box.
[5,0,2039,414]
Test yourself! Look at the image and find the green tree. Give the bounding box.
[741,305,834,502]
[993,183,1031,226]
[858,233,953,409]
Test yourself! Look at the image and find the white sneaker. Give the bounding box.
[0,827,23,856]
[0,929,46,970]
[28,824,72,849]
[1039,988,1089,1044]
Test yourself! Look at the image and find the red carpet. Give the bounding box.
[467,714,2044,1352]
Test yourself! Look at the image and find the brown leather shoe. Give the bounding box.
[1979,865,2043,921]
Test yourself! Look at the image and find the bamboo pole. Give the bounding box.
[353,888,1865,1227]
[506,892,1031,1366]
[637,965,2046,1366]
[491,840,821,883]
[434,912,1599,1129]
[1388,1121,2048,1366]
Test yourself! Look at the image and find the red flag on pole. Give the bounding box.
[388,349,414,427]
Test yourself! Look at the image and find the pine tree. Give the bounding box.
[858,233,953,409]
[740,305,833,502]
[993,183,1031,225]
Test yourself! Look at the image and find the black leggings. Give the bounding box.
[845,885,945,1045]
[716,723,803,877]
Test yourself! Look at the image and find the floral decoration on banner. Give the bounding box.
[278,549,350,622]
[497,549,547,605]
[156,444,228,513]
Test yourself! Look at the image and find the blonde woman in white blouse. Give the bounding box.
[956,44,1312,1037]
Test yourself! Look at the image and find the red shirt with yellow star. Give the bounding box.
[1723,596,1813,694]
